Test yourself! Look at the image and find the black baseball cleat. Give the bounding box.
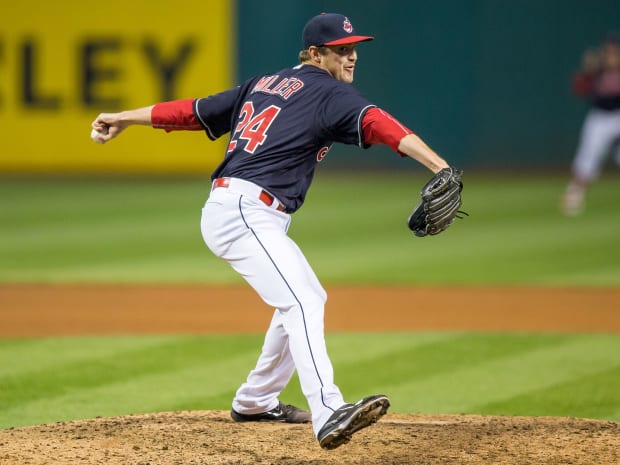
[231,401,311,423]
[317,394,390,450]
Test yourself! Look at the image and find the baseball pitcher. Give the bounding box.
[90,12,464,450]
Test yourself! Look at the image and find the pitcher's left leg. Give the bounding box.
[232,309,297,414]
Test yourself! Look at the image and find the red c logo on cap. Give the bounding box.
[343,18,353,33]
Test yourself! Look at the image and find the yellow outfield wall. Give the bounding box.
[0,1,233,173]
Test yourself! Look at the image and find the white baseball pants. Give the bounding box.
[200,178,345,435]
[572,108,620,181]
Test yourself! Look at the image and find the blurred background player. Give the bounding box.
[561,32,620,215]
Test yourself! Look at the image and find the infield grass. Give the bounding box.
[1,332,619,429]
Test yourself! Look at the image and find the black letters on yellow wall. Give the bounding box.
[142,39,196,102]
[21,39,61,109]
[80,38,123,110]
[5,36,199,112]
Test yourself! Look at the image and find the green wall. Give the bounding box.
[237,0,619,170]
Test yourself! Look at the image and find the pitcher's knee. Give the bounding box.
[297,292,327,318]
[280,289,326,315]
[302,284,327,308]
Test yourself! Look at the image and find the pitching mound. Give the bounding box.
[1,411,618,465]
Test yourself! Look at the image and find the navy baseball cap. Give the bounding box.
[302,13,374,49]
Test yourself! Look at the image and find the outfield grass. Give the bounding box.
[1,332,619,429]
[1,172,619,285]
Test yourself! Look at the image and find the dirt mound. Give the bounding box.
[1,411,617,465]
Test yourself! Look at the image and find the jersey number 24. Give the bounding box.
[228,101,281,154]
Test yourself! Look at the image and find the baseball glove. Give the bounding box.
[408,167,466,237]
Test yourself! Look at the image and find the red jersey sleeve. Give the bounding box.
[151,99,203,132]
[361,107,413,156]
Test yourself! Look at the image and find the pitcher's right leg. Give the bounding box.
[201,194,345,432]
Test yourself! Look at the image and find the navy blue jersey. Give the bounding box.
[193,65,375,212]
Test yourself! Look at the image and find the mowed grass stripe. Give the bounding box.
[378,335,620,417]
[0,335,261,408]
[333,333,574,398]
[324,332,459,364]
[1,333,619,428]
[0,336,179,378]
[477,365,620,420]
[2,174,620,285]
[0,350,259,429]
[0,178,209,221]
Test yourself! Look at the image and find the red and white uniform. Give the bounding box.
[570,51,620,181]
